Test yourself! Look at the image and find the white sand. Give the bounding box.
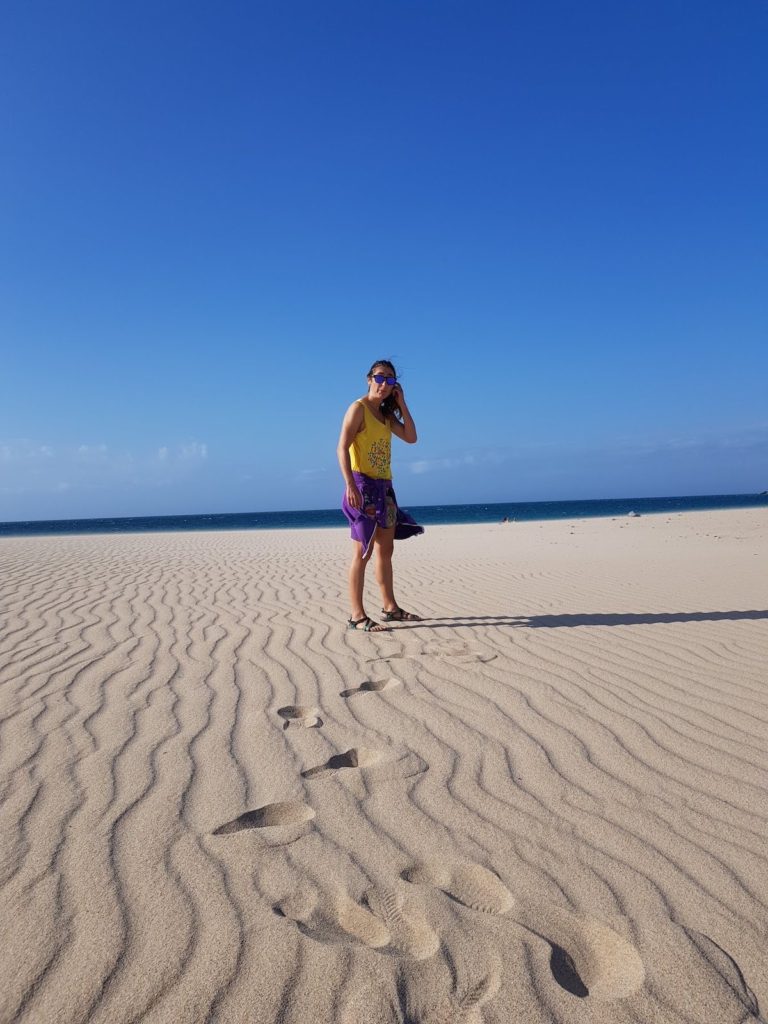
[1,508,766,1023]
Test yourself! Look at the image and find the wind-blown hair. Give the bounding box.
[367,359,402,421]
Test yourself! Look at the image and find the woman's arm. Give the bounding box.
[337,402,365,507]
[389,386,417,444]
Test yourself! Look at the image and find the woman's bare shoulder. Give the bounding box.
[345,398,366,417]
[343,400,366,426]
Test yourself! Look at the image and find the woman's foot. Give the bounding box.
[381,606,421,622]
[348,615,390,633]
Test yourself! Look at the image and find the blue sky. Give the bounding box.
[2,0,766,521]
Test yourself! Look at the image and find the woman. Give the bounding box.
[338,360,424,632]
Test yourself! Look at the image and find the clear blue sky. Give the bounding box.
[2,0,766,520]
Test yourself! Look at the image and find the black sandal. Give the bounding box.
[348,616,390,632]
[381,606,421,622]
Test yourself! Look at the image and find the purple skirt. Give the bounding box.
[342,472,424,557]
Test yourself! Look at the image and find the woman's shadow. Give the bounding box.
[416,610,768,628]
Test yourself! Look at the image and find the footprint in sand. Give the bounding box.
[277,885,391,950]
[365,886,440,960]
[404,861,514,915]
[214,800,315,835]
[420,641,497,664]
[522,906,645,1001]
[301,746,384,778]
[302,745,428,783]
[406,861,643,1002]
[277,705,323,729]
[277,884,438,961]
[341,676,402,698]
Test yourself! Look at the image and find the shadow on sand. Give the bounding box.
[403,610,768,629]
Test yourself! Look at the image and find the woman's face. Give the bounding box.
[368,365,397,401]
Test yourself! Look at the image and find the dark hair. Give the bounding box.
[367,359,401,421]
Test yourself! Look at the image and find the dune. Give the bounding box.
[0,508,766,1023]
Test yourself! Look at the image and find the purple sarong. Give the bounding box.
[342,472,424,558]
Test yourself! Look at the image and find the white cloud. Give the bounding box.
[406,424,768,478]
[0,440,58,462]
[76,444,108,462]
[156,442,209,463]
[179,442,207,460]
[0,437,211,499]
[408,454,477,475]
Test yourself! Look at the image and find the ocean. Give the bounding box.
[0,493,765,538]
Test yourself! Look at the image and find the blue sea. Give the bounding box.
[1,493,766,538]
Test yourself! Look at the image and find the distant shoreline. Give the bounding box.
[1,492,766,539]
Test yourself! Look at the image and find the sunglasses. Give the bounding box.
[372,374,398,386]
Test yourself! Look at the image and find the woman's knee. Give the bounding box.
[350,543,373,566]
[374,533,395,558]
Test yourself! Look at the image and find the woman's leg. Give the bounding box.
[373,526,397,611]
[375,498,422,620]
[349,540,373,620]
[348,539,389,630]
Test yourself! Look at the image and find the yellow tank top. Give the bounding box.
[349,401,392,479]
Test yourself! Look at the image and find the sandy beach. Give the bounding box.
[1,508,766,1024]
